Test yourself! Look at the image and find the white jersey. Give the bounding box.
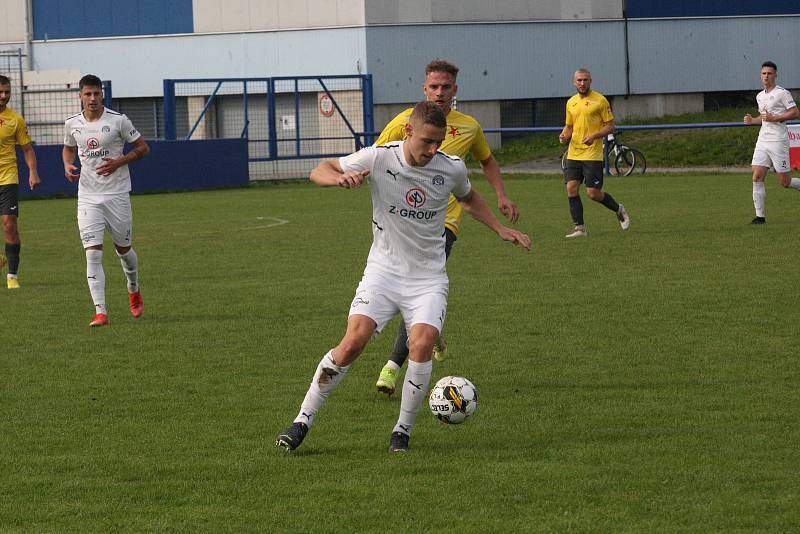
[756,85,797,142]
[340,141,471,279]
[64,107,141,195]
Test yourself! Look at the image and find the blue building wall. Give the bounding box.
[33,0,193,40]
[365,21,626,104]
[627,17,800,94]
[627,0,799,18]
[366,17,800,103]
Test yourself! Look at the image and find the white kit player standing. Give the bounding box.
[275,101,530,454]
[744,61,800,224]
[62,74,151,326]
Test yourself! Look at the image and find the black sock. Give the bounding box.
[568,196,584,226]
[389,321,410,366]
[5,242,20,275]
[600,192,620,213]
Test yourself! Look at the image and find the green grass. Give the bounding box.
[489,106,762,168]
[3,174,800,532]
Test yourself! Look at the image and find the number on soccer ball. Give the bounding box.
[428,375,478,424]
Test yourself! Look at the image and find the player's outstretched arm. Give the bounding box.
[457,189,531,251]
[310,159,368,188]
[479,155,519,223]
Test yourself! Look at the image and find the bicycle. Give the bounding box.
[560,132,647,176]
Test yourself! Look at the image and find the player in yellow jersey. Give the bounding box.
[0,75,41,288]
[375,59,520,395]
[558,68,629,238]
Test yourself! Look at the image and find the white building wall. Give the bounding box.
[31,28,368,98]
[365,0,621,23]
[0,0,27,43]
[193,0,366,32]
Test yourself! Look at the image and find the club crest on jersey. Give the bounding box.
[102,126,110,133]
[405,188,426,208]
[432,175,445,186]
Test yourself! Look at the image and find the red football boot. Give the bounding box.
[128,291,143,318]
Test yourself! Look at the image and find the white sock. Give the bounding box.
[86,249,106,315]
[294,350,350,428]
[393,359,432,436]
[383,360,401,372]
[752,182,766,218]
[117,248,139,293]
[789,178,800,191]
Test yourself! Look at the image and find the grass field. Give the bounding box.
[2,173,799,532]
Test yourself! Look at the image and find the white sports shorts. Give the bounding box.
[348,271,449,336]
[77,193,133,248]
[752,140,790,173]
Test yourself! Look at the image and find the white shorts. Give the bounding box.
[752,140,790,173]
[77,193,133,248]
[348,271,448,336]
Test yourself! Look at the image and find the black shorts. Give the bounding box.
[564,159,604,189]
[0,184,19,217]
[444,228,457,259]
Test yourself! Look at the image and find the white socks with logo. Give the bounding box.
[752,182,766,218]
[294,350,350,428]
[393,359,432,436]
[117,248,139,293]
[85,249,106,315]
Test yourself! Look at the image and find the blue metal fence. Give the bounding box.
[358,120,800,175]
[162,75,373,179]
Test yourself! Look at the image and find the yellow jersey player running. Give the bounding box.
[374,59,520,395]
[558,68,630,238]
[0,75,41,288]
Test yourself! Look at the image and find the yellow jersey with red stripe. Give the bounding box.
[0,106,32,185]
[565,91,613,161]
[375,108,492,235]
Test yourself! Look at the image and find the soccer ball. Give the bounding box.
[428,376,477,424]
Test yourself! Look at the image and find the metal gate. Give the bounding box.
[1,49,113,145]
[163,75,373,180]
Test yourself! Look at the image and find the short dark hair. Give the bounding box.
[425,59,459,79]
[762,61,777,72]
[79,74,103,89]
[410,100,446,129]
[0,74,10,86]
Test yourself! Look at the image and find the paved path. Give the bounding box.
[477,160,752,175]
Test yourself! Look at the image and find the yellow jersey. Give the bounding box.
[565,91,613,161]
[375,108,492,235]
[0,106,32,185]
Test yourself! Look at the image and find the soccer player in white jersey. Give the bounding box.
[743,61,800,224]
[276,101,531,454]
[62,75,150,326]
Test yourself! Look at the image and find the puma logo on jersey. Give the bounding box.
[386,169,400,180]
